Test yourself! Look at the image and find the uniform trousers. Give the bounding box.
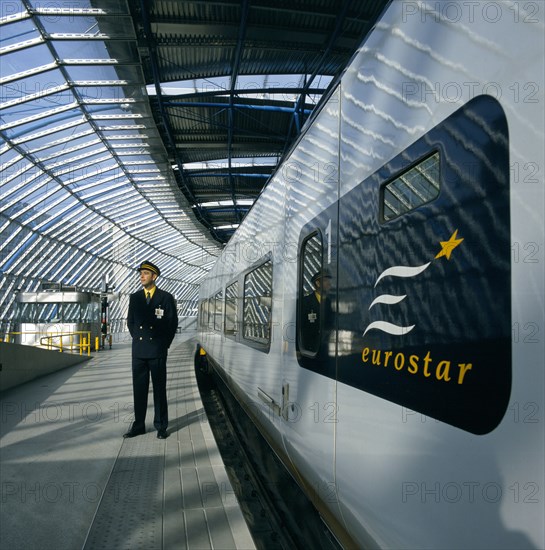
[131,356,168,431]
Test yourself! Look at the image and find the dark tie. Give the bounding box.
[146,292,151,304]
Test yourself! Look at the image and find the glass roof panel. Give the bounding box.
[1,43,52,78]
[149,74,335,99]
[183,156,279,170]
[52,39,112,61]
[4,106,84,139]
[148,76,231,97]
[38,139,105,162]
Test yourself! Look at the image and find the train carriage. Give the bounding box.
[198,2,544,548]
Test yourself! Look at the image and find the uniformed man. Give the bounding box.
[300,270,333,355]
[299,271,335,374]
[124,261,178,439]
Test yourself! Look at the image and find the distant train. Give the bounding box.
[198,1,544,548]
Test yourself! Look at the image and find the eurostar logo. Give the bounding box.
[363,230,463,337]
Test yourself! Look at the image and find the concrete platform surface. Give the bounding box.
[0,332,256,550]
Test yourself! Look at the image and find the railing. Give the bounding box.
[3,331,92,356]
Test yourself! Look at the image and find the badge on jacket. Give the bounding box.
[155,307,164,319]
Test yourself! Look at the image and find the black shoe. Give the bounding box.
[157,430,168,439]
[123,427,145,438]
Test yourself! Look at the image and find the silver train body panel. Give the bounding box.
[199,2,544,547]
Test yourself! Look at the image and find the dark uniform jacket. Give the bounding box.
[300,292,334,353]
[127,288,178,358]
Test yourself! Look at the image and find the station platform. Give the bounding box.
[0,333,256,550]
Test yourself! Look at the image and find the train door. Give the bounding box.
[280,86,342,523]
[297,215,338,379]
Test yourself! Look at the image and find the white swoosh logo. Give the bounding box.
[363,321,415,337]
[369,294,407,309]
[374,262,431,287]
[363,262,431,337]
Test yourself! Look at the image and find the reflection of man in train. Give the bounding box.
[124,261,178,440]
[300,271,333,360]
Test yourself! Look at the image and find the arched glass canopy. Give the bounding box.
[0,1,220,329]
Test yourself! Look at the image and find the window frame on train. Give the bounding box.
[198,299,206,329]
[224,279,239,338]
[380,150,441,223]
[297,230,325,358]
[242,254,273,352]
[207,296,214,331]
[214,289,223,332]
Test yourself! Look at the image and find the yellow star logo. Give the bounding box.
[435,229,464,260]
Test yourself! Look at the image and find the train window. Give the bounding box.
[381,152,440,222]
[203,299,210,330]
[198,300,206,329]
[224,281,238,336]
[214,290,223,331]
[207,296,214,330]
[243,259,273,348]
[299,231,324,356]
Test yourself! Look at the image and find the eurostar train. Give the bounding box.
[198,1,544,548]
